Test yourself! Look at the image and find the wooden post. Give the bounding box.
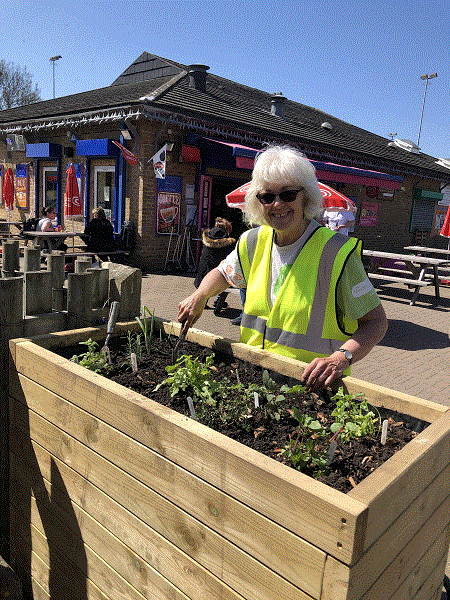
[1,240,20,278]
[24,271,53,315]
[47,251,66,311]
[67,272,94,329]
[89,267,109,308]
[75,257,92,273]
[23,247,41,273]
[0,276,24,560]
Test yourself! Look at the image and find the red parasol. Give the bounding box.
[64,164,82,217]
[3,167,15,210]
[440,204,450,239]
[225,181,357,212]
[319,182,357,212]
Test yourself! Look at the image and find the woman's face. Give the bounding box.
[258,183,307,245]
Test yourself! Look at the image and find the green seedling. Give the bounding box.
[330,388,380,442]
[135,306,155,354]
[70,338,110,374]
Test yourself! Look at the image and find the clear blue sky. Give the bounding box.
[1,0,449,160]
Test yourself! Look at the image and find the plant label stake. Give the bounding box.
[187,396,197,420]
[381,419,389,445]
[130,353,138,373]
[101,301,120,360]
[254,392,259,408]
[235,368,241,387]
[326,440,338,466]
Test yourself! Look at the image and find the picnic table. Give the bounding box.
[404,245,450,258]
[362,249,449,305]
[24,230,79,252]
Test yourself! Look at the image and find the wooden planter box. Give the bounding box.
[8,319,450,600]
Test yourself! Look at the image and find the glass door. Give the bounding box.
[94,166,115,222]
[42,166,57,208]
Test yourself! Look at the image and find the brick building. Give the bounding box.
[1,52,449,271]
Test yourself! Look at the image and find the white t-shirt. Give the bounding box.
[323,209,355,236]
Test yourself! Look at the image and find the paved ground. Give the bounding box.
[141,271,450,406]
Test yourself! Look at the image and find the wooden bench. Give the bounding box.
[368,272,432,287]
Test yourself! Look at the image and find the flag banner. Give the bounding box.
[151,144,167,179]
[112,140,139,166]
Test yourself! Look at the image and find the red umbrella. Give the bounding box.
[319,182,357,212]
[64,164,82,217]
[440,204,450,239]
[2,167,15,210]
[225,181,357,212]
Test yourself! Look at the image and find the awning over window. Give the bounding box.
[202,138,404,188]
[76,138,121,157]
[26,143,61,158]
[310,161,403,190]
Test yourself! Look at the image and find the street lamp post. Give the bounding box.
[417,72,437,147]
[50,55,62,99]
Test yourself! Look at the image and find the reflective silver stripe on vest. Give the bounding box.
[242,230,352,354]
[243,227,260,271]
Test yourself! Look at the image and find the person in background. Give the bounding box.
[37,206,68,252]
[178,145,387,390]
[82,207,117,260]
[194,217,236,315]
[322,208,355,236]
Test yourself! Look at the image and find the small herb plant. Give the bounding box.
[70,339,111,373]
[135,306,155,354]
[330,388,380,442]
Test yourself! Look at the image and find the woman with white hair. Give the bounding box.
[178,145,387,389]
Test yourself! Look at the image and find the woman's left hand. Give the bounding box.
[300,354,348,390]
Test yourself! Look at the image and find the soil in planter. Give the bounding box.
[59,334,421,494]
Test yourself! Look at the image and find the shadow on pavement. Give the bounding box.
[379,318,450,351]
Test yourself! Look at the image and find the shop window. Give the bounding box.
[94,166,115,221]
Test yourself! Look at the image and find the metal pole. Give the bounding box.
[50,55,62,99]
[417,78,429,147]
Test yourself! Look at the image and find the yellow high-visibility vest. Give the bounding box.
[238,225,362,368]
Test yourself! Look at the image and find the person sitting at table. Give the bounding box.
[82,207,117,260]
[37,206,68,253]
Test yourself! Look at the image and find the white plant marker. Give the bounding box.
[130,353,138,373]
[254,392,259,408]
[235,368,241,386]
[71,355,79,364]
[187,396,197,420]
[381,419,389,445]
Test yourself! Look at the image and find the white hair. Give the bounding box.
[244,145,323,226]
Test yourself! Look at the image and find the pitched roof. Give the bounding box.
[0,52,448,180]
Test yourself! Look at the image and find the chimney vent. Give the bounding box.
[187,64,210,92]
[271,93,285,117]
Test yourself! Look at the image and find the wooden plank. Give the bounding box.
[12,481,241,600]
[321,556,350,600]
[10,391,324,600]
[348,410,450,550]
[11,341,368,564]
[12,522,152,600]
[368,273,431,286]
[387,529,449,600]
[343,463,450,596]
[355,496,450,600]
[11,443,308,600]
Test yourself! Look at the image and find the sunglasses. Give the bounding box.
[256,189,303,205]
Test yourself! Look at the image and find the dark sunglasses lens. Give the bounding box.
[279,190,299,202]
[257,192,275,204]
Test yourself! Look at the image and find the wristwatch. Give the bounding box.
[337,348,353,365]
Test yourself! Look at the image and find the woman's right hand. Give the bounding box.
[178,292,208,335]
